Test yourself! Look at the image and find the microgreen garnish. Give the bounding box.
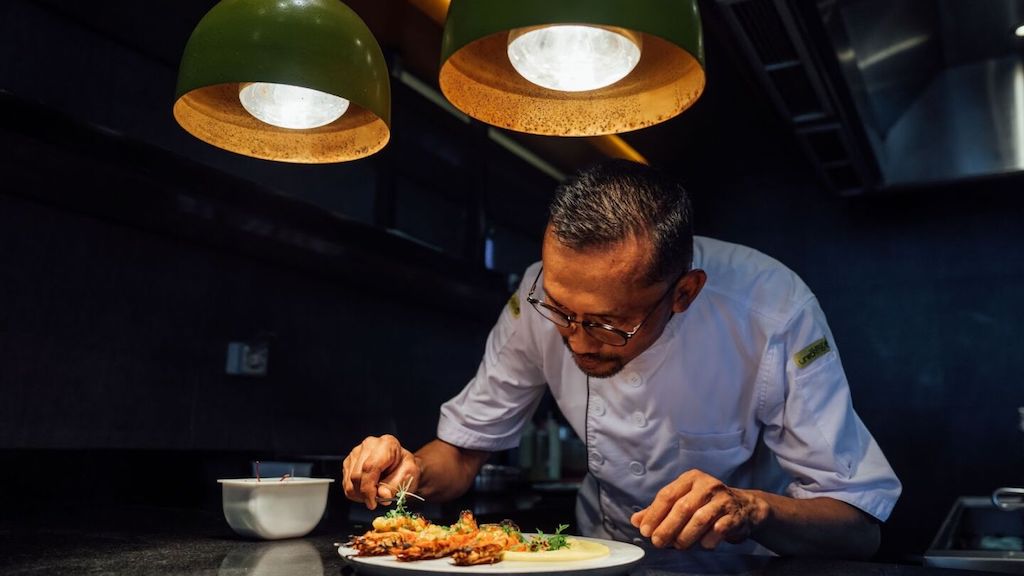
[500,519,523,540]
[383,476,424,518]
[529,524,570,551]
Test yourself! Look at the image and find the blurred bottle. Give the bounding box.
[532,418,548,481]
[546,413,561,480]
[518,419,535,473]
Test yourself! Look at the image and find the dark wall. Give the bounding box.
[0,191,492,453]
[0,107,509,452]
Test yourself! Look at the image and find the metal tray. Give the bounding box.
[925,496,1024,573]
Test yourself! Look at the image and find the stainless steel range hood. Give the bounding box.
[715,0,1024,195]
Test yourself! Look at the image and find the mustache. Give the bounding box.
[562,337,616,362]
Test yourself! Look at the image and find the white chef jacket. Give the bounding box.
[438,236,901,553]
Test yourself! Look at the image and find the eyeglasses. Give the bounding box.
[525,266,682,347]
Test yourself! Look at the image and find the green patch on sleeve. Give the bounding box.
[794,337,831,368]
[507,292,521,319]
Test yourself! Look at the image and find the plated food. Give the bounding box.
[344,480,608,566]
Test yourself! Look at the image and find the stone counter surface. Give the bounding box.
[0,505,989,576]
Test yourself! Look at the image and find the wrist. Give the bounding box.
[744,489,773,535]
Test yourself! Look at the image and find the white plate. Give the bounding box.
[339,537,645,576]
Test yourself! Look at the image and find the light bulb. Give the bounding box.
[507,25,642,92]
[1016,24,1024,38]
[238,83,350,129]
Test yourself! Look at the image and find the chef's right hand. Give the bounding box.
[342,434,421,510]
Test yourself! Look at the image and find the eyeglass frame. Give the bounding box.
[525,266,685,347]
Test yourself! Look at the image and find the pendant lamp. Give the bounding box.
[439,0,705,136]
[174,0,390,163]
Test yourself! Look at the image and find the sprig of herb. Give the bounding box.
[529,523,571,551]
[500,520,521,536]
[500,519,525,543]
[383,476,424,518]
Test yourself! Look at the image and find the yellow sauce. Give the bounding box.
[503,538,610,562]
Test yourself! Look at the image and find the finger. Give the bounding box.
[630,508,647,528]
[648,473,717,547]
[695,511,740,550]
[342,450,362,502]
[650,493,703,548]
[715,513,749,545]
[640,472,697,538]
[358,459,386,510]
[376,482,394,502]
[361,436,410,509]
[674,495,729,549]
[699,522,726,550]
[341,454,351,496]
[353,437,394,509]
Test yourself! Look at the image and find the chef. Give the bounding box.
[342,160,901,558]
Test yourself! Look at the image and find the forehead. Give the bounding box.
[540,229,660,313]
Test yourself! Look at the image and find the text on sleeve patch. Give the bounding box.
[794,337,831,368]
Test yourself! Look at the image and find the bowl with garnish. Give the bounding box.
[218,475,335,540]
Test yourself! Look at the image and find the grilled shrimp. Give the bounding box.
[451,520,526,566]
[348,529,420,556]
[393,510,480,561]
[371,513,430,533]
[392,525,459,561]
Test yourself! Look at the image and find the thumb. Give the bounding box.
[379,459,421,497]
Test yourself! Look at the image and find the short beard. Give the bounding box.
[563,337,625,378]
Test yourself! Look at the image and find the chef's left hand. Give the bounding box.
[630,469,770,550]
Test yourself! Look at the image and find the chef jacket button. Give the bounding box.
[632,411,647,427]
[629,461,646,476]
[590,451,605,466]
[632,537,645,546]
[590,396,606,417]
[626,373,643,387]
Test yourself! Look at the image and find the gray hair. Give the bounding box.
[548,159,694,284]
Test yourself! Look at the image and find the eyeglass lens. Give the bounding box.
[530,301,628,345]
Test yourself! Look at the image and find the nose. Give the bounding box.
[562,323,603,354]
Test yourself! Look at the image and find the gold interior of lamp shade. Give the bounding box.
[173,83,390,163]
[439,32,705,136]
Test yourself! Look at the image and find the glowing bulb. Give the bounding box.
[239,83,349,129]
[1016,24,1024,38]
[507,25,642,92]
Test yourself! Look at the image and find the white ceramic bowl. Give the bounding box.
[218,477,334,540]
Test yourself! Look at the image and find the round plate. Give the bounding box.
[339,536,645,576]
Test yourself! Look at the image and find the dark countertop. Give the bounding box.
[0,504,993,576]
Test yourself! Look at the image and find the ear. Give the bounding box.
[671,269,707,313]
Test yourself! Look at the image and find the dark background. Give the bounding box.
[1,0,1023,563]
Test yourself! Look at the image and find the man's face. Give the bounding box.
[539,227,692,378]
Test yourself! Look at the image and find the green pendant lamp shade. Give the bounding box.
[174,0,390,163]
[439,0,705,136]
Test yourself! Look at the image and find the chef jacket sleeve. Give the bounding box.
[759,297,902,522]
[437,263,549,452]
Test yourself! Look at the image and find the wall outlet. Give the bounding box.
[226,341,268,376]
